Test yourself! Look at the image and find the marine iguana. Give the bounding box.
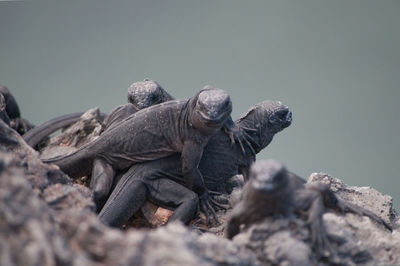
[0,85,34,135]
[101,79,174,132]
[23,79,171,147]
[29,80,252,209]
[88,79,172,208]
[43,87,235,210]
[22,112,98,148]
[126,79,174,110]
[226,159,392,257]
[98,100,292,227]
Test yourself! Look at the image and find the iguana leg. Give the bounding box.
[307,194,335,259]
[98,176,148,228]
[225,202,246,239]
[148,178,199,225]
[323,189,392,231]
[91,158,116,212]
[310,183,392,231]
[222,116,257,155]
[100,169,199,227]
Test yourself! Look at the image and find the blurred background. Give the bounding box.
[1,1,399,207]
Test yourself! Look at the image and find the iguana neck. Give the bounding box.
[237,117,273,155]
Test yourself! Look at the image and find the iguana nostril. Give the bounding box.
[286,111,292,121]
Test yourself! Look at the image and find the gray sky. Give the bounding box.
[1,0,399,207]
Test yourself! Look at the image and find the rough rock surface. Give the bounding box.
[231,173,400,266]
[39,107,102,160]
[1,110,399,266]
[308,172,395,225]
[0,120,71,192]
[0,114,259,266]
[308,173,400,265]
[0,159,258,266]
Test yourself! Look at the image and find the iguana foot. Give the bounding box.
[199,190,222,227]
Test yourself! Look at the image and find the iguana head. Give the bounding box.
[249,159,289,194]
[0,119,18,145]
[0,85,20,119]
[127,79,173,110]
[237,100,292,153]
[191,86,232,134]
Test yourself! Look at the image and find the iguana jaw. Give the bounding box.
[198,109,230,126]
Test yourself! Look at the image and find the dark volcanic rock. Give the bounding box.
[0,120,71,191]
[0,152,74,266]
[1,118,259,266]
[43,183,96,213]
[2,110,399,266]
[0,164,258,266]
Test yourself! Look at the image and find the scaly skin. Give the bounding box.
[127,79,174,110]
[99,100,292,227]
[44,87,233,210]
[30,81,250,210]
[226,159,392,259]
[0,85,20,120]
[24,80,248,151]
[102,79,173,132]
[0,85,34,135]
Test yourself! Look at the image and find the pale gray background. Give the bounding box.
[1,1,399,207]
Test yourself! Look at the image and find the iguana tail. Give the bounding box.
[23,112,84,147]
[42,144,95,179]
[23,112,107,148]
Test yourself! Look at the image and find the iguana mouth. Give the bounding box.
[275,108,292,123]
[199,110,229,125]
[271,108,292,130]
[285,111,292,124]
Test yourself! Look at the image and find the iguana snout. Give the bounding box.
[250,159,288,194]
[272,104,292,128]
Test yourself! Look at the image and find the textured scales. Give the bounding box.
[127,79,173,110]
[99,100,293,227]
[0,84,34,135]
[28,82,241,211]
[44,88,232,207]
